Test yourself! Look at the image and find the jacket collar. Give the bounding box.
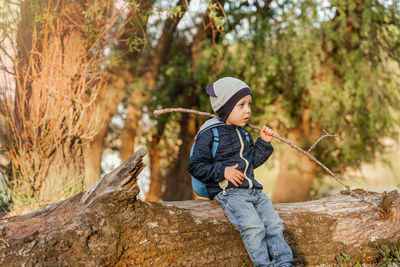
[195,117,225,140]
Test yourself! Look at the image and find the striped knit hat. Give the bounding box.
[206,77,252,122]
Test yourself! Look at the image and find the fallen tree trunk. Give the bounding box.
[0,148,399,266]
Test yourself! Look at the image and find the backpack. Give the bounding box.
[190,126,251,199]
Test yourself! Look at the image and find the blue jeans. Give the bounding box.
[215,188,293,267]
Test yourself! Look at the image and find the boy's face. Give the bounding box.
[226,95,252,127]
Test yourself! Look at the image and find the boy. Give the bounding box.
[188,77,293,267]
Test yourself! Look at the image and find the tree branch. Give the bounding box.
[307,129,343,153]
[154,108,382,213]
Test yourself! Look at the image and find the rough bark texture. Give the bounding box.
[0,148,399,266]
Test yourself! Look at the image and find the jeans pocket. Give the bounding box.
[215,190,235,206]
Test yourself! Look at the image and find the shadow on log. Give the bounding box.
[0,148,399,266]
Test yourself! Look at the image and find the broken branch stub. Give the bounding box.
[80,147,147,207]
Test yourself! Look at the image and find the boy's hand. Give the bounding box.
[224,163,245,187]
[260,126,274,142]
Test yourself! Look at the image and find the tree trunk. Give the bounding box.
[11,0,103,211]
[162,90,197,201]
[146,122,166,201]
[115,1,155,163]
[272,106,322,203]
[119,89,146,162]
[272,130,319,203]
[0,148,399,266]
[157,0,225,201]
[119,0,190,162]
[82,69,134,189]
[82,125,107,189]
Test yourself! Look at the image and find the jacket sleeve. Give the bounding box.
[252,137,274,169]
[187,129,227,184]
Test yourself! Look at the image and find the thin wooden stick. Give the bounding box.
[307,129,343,153]
[154,108,379,209]
[154,108,218,118]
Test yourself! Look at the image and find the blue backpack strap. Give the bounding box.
[191,127,219,199]
[211,127,219,157]
[240,128,251,143]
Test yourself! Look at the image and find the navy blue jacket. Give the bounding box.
[188,120,274,200]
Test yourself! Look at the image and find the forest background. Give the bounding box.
[0,0,399,215]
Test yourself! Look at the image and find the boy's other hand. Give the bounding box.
[260,126,274,142]
[224,163,245,187]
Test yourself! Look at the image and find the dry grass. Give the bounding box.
[0,0,128,213]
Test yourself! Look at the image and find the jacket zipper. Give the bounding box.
[236,127,253,189]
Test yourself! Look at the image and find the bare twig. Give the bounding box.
[154,108,379,209]
[154,108,217,118]
[307,129,343,153]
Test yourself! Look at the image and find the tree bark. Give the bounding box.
[1,148,399,266]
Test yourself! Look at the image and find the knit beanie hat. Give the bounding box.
[206,77,252,122]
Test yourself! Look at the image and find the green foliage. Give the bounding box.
[0,172,10,208]
[377,244,400,266]
[148,0,400,180]
[331,245,400,266]
[191,1,400,175]
[334,251,367,266]
[123,2,151,54]
[308,1,400,173]
[169,5,184,19]
[3,0,400,208]
[208,3,225,31]
[83,0,113,49]
[335,252,351,266]
[240,255,249,266]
